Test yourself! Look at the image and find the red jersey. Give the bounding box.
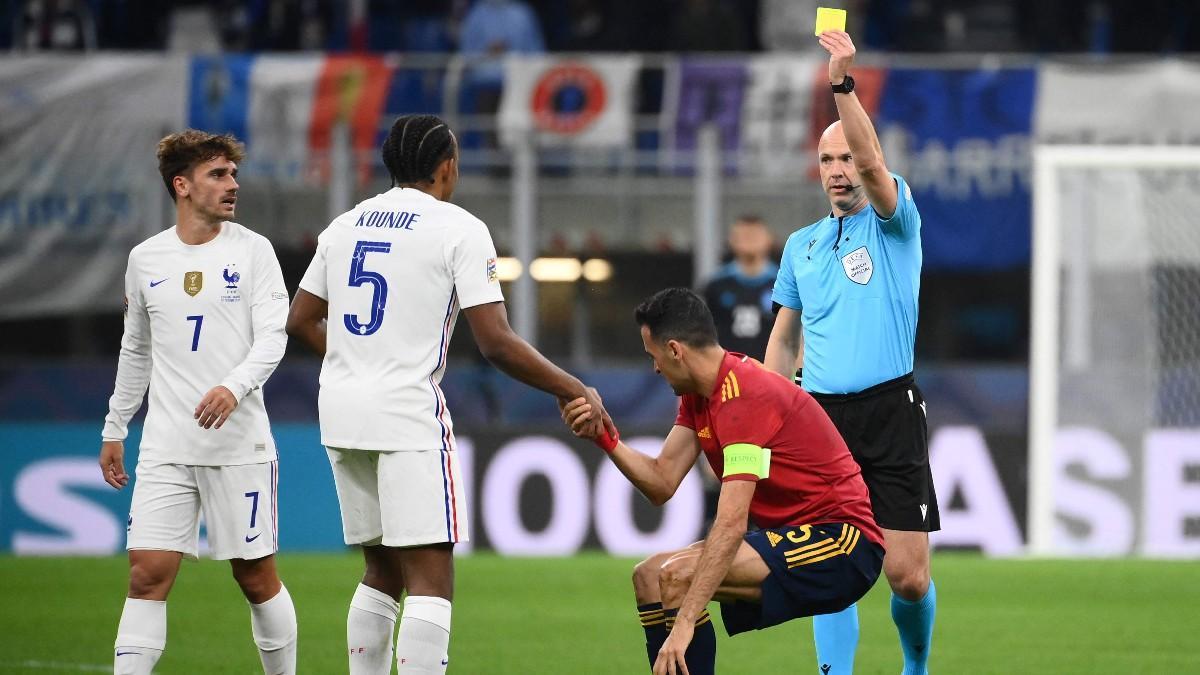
[675,352,883,546]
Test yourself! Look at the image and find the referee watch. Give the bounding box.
[831,75,855,94]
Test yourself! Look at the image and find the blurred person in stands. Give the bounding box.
[458,0,545,157]
[702,214,779,361]
[100,130,296,675]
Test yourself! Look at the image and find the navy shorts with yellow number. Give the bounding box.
[720,522,883,636]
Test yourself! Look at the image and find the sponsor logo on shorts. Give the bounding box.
[920,504,928,521]
[245,533,261,543]
[765,531,784,548]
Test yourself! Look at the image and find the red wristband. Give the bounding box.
[594,426,620,453]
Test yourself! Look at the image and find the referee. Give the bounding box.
[765,30,938,675]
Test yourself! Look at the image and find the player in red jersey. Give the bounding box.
[562,288,884,675]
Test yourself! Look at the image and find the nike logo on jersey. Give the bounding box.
[149,278,169,287]
[245,533,261,543]
[441,659,450,666]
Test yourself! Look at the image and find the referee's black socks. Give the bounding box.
[637,604,716,675]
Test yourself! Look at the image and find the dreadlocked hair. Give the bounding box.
[381,114,456,186]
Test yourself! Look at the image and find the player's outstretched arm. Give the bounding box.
[464,301,607,436]
[820,30,899,218]
[286,288,329,356]
[563,399,699,506]
[764,306,804,379]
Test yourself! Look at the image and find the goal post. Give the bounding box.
[1029,145,1200,556]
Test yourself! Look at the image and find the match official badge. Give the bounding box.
[184,271,203,296]
[840,246,873,285]
[487,257,498,283]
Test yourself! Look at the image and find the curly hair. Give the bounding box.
[381,114,456,186]
[156,130,245,201]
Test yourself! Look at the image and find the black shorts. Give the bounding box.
[721,522,883,636]
[810,373,941,532]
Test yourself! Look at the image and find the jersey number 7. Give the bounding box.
[344,240,392,336]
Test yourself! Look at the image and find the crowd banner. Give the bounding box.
[498,55,641,148]
[876,67,1037,270]
[188,54,391,184]
[737,55,823,177]
[669,58,749,172]
[0,55,186,318]
[1035,59,1200,145]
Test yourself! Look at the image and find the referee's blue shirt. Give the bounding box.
[772,174,921,395]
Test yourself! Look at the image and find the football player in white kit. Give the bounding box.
[99,131,297,674]
[286,114,611,674]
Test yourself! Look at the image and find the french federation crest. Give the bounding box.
[184,271,203,296]
[840,246,873,285]
[223,267,241,288]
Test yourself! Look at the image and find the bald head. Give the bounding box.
[818,121,845,153]
[816,120,866,214]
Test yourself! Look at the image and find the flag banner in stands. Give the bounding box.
[874,67,1038,270]
[187,54,391,185]
[499,55,641,148]
[0,56,186,319]
[1035,59,1200,145]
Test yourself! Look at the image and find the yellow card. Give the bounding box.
[815,7,847,36]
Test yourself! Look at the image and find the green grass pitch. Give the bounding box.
[0,553,1196,673]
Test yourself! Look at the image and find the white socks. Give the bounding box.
[250,584,298,675]
[348,583,401,675]
[395,595,452,674]
[114,598,166,675]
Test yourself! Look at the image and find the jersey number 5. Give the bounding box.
[344,240,392,336]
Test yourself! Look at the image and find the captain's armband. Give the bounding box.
[722,443,771,480]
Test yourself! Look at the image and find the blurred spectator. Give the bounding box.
[93,0,167,50]
[458,0,545,159]
[558,0,616,51]
[666,0,749,52]
[459,0,545,85]
[700,215,778,360]
[759,0,819,51]
[217,0,335,51]
[14,0,95,50]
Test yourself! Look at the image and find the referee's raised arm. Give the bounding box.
[819,30,899,219]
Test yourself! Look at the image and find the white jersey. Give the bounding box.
[299,187,504,451]
[102,222,289,466]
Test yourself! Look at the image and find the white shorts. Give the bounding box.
[127,460,279,561]
[326,448,468,547]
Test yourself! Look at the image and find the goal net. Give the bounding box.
[1029,146,1200,557]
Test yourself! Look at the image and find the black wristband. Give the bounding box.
[794,368,803,386]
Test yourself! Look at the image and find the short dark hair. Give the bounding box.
[634,287,719,348]
[733,213,765,226]
[381,114,456,186]
[156,130,245,201]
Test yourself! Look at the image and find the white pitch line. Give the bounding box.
[4,660,111,672]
